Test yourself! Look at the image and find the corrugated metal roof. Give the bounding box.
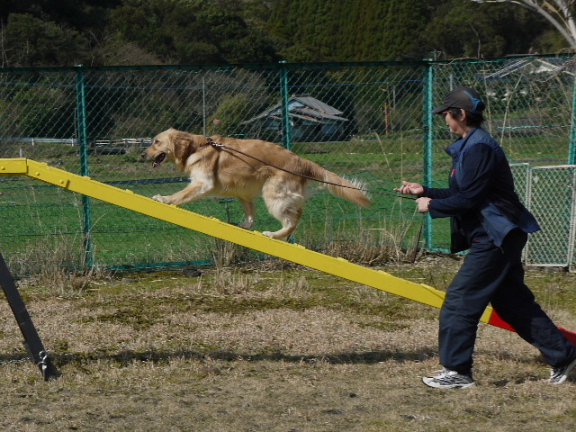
[291,95,344,116]
[242,94,347,125]
[292,107,348,122]
[479,58,575,80]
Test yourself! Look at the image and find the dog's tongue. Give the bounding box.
[152,153,166,168]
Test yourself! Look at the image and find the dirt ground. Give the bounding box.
[1,256,575,431]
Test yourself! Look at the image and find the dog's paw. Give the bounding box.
[152,194,168,203]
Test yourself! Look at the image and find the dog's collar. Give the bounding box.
[196,136,222,152]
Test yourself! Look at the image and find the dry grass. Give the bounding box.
[1,257,576,431]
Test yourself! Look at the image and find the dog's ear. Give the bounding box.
[172,133,195,161]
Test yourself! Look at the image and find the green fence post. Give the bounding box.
[75,66,94,268]
[280,61,292,150]
[569,76,576,165]
[423,60,435,249]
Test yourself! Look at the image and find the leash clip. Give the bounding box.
[206,137,224,148]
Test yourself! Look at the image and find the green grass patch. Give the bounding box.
[0,132,571,275]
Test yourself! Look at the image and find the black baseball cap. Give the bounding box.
[432,86,486,114]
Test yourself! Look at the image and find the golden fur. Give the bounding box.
[143,128,370,239]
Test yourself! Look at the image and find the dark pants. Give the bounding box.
[439,229,576,375]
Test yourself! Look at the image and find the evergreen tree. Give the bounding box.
[109,0,279,64]
[0,0,569,67]
[269,0,429,62]
[418,0,553,58]
[1,13,89,67]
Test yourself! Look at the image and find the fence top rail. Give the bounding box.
[1,138,78,145]
[0,53,573,74]
[531,164,576,170]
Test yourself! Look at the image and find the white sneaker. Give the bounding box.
[423,368,475,389]
[549,357,576,384]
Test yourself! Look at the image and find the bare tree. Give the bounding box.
[469,0,576,49]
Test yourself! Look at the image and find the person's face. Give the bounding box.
[442,109,469,137]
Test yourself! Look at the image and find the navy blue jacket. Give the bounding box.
[423,127,540,253]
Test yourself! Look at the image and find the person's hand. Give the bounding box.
[416,197,431,213]
[394,181,424,196]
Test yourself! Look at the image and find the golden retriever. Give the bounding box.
[143,128,370,239]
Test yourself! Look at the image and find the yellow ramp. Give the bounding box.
[0,158,491,323]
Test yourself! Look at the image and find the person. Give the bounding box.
[395,86,576,389]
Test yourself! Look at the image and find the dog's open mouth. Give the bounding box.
[152,153,167,168]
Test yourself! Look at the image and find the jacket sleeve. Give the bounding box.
[428,144,496,218]
[422,186,452,199]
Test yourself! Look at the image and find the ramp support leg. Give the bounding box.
[0,254,61,381]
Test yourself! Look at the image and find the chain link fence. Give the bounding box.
[1,56,576,275]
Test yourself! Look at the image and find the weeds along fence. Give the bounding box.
[2,55,576,276]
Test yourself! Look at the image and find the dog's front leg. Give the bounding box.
[153,175,214,206]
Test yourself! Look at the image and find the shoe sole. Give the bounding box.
[422,377,475,389]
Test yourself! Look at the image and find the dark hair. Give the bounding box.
[448,108,484,127]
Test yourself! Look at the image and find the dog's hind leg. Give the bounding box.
[238,199,255,229]
[262,190,305,239]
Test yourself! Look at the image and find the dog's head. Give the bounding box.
[143,128,206,170]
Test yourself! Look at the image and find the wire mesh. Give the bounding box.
[525,165,576,266]
[1,56,576,274]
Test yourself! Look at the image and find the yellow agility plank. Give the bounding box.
[0,158,540,334]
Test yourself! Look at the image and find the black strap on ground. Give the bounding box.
[0,253,61,381]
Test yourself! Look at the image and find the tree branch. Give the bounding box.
[469,0,576,49]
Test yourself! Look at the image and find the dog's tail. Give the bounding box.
[308,163,371,208]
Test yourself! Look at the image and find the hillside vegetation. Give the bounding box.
[0,0,567,68]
